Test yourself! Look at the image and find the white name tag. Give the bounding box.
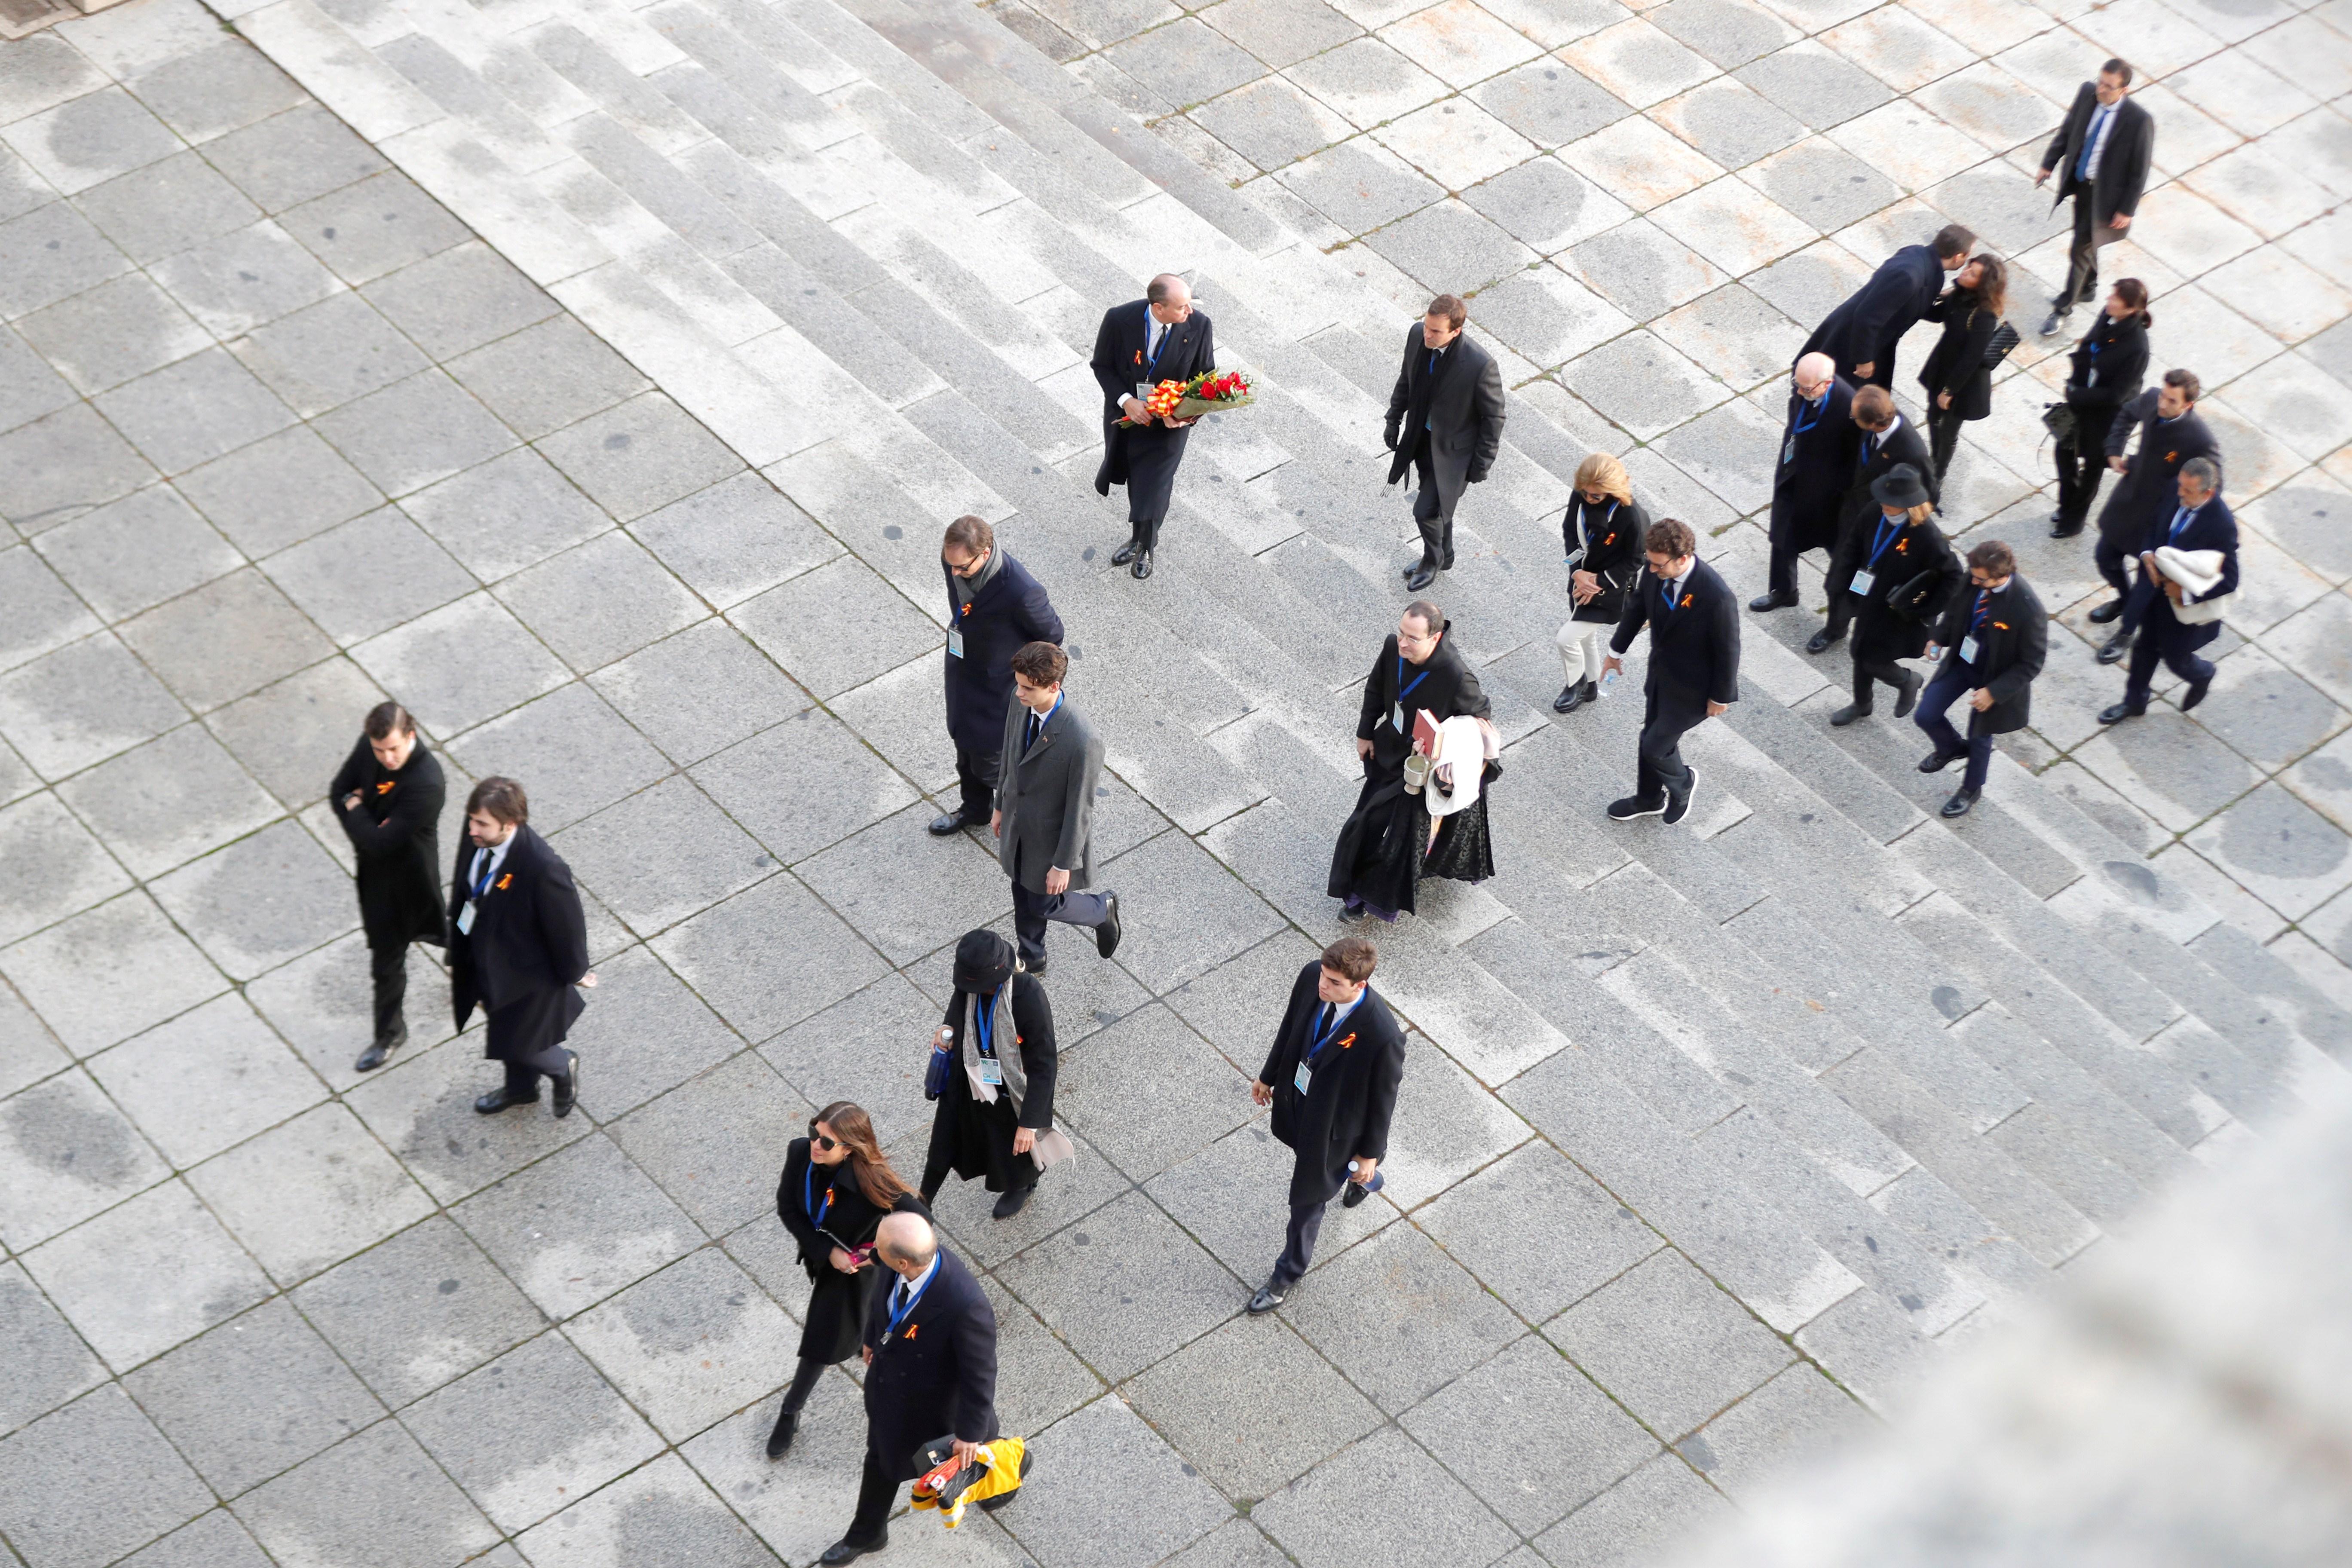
[1783,437,1797,465]
[1293,1061,1312,1095]
[1391,703,1405,732]
[1850,568,1876,597]
[1959,634,1981,664]
[456,900,477,935]
[977,1057,1003,1086]
[947,626,964,658]
[1135,383,1152,402]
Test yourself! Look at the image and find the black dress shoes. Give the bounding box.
[2097,701,2144,725]
[2096,631,2129,665]
[1553,680,1596,714]
[1805,628,1842,655]
[355,1024,405,1073]
[1606,794,1666,821]
[765,1404,800,1459]
[1112,540,1139,567]
[1096,892,1122,959]
[992,1184,1034,1220]
[1406,564,1437,592]
[1662,767,1697,827]
[2050,518,2082,539]
[474,1084,537,1115]
[927,811,976,836]
[1829,703,1871,726]
[1748,591,1796,612]
[818,1534,885,1565]
[1893,671,1922,719]
[2087,599,2124,624]
[1941,787,1981,818]
[552,1053,580,1119]
[2039,306,2070,337]
[2183,677,2211,711]
[1919,747,1964,774]
[1131,549,1152,580]
[1247,1276,1289,1314]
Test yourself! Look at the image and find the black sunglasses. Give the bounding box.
[808,1123,839,1152]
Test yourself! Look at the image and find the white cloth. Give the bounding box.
[1423,714,1490,819]
[1557,622,1602,683]
[2153,547,2231,625]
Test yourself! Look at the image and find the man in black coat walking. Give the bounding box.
[1917,539,2047,819]
[2036,58,2154,337]
[819,1213,1008,1565]
[1815,385,1939,653]
[1246,937,1405,1314]
[933,514,1064,837]
[1602,518,1739,826]
[448,777,595,1118]
[2089,369,2220,662]
[1384,294,1506,591]
[1799,224,1973,389]
[1090,273,1216,580]
[1752,351,1859,614]
[330,701,446,1072]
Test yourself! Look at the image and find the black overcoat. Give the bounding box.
[1256,962,1407,1208]
[1090,300,1216,523]
[1929,576,2048,735]
[1383,326,1506,504]
[942,552,1063,756]
[1563,495,1647,625]
[1330,625,1493,913]
[2096,392,2221,549]
[2043,87,2154,230]
[776,1138,929,1364]
[1917,294,2000,422]
[2128,496,2238,656]
[1609,559,1741,707]
[1838,512,1963,662]
[926,974,1058,1194]
[861,1248,998,1482]
[446,825,589,1062]
[2064,312,2148,417]
[1800,245,1945,387]
[1769,377,1858,557]
[329,737,445,949]
[1837,416,1939,544]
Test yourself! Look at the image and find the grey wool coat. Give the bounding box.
[993,695,1105,894]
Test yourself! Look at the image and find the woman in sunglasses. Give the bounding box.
[767,1101,924,1459]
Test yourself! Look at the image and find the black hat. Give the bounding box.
[1871,463,1931,511]
[952,929,1015,994]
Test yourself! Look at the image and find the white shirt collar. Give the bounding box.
[470,834,515,890]
[1323,987,1368,1028]
[893,1253,940,1307]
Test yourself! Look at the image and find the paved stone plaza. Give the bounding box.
[0,0,2348,1564]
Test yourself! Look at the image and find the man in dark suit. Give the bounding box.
[933,514,1063,838]
[1815,385,1938,653]
[2036,58,2155,338]
[1752,351,1859,614]
[993,641,1120,974]
[818,1213,1008,1565]
[1245,936,1405,1314]
[1384,293,1506,592]
[1916,539,2048,818]
[2100,458,2236,726]
[329,701,446,1072]
[1799,224,1973,389]
[1090,273,1216,580]
[1601,517,1740,826]
[2090,369,2220,662]
[448,777,595,1118]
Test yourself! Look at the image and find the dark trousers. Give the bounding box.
[2054,406,2116,526]
[1636,687,1705,805]
[2094,534,2152,635]
[1411,441,1454,568]
[1275,1197,1326,1286]
[1925,406,1964,485]
[1010,880,1112,968]
[954,747,999,823]
[501,1041,574,1097]
[369,943,410,1042]
[845,1449,898,1545]
[1822,537,1862,639]
[1850,652,1913,710]
[1764,509,1825,600]
[2059,190,2101,309]
[781,1355,825,1414]
[1914,667,1994,792]
[2123,624,2215,711]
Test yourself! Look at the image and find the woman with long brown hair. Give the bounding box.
[766,1101,925,1458]
[1918,253,2011,485]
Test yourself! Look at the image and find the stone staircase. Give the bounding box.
[207,0,2352,1414]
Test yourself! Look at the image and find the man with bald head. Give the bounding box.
[1753,352,1859,614]
[1091,273,1217,580]
[818,1213,1009,1562]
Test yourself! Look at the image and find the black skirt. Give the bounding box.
[1423,763,1500,885]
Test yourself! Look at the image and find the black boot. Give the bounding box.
[992,1183,1034,1220]
[1553,680,1597,714]
[766,1403,800,1459]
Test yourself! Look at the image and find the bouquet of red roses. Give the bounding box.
[1118,367,1256,426]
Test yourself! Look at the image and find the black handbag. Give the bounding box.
[1982,320,2021,369]
[1887,570,1942,623]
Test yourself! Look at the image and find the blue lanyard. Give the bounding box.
[1661,577,1678,612]
[1971,590,1992,631]
[1577,499,1618,541]
[974,991,997,1058]
[1396,654,1429,703]
[1791,394,1824,438]
[471,851,499,900]
[1145,321,1170,374]
[883,1265,935,1341]
[802,1163,832,1228]
[1026,691,1061,746]
[2170,505,2196,541]
[1307,1000,1351,1066]
[1866,515,1904,571]
[1857,432,1877,470]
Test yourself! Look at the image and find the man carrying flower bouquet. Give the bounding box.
[1090,273,1216,581]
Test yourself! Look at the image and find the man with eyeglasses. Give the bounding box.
[2100,458,2236,726]
[934,514,1063,839]
[1916,540,2048,818]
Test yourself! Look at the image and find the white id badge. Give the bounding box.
[1783,437,1796,465]
[456,900,477,935]
[947,626,965,658]
[1293,1061,1312,1095]
[1135,383,1152,401]
[1391,702,1405,732]
[1849,568,1876,597]
[977,1058,1003,1086]
[1959,634,1981,664]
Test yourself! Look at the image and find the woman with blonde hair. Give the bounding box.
[766,1101,925,1458]
[1554,452,1648,713]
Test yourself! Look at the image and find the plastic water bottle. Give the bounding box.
[1599,669,1618,699]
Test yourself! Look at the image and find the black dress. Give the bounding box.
[775,1137,928,1364]
[923,974,1058,1196]
[1329,626,1493,918]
